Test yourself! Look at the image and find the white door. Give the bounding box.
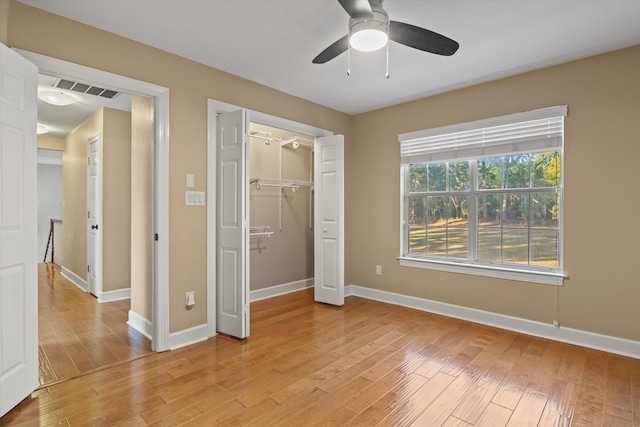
[87,134,102,297]
[314,135,344,306]
[216,110,249,338]
[0,43,38,417]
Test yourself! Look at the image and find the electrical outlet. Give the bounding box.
[375,265,382,276]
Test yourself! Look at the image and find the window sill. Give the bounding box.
[398,257,566,286]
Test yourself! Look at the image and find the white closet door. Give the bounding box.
[216,109,250,338]
[0,43,39,417]
[314,134,344,306]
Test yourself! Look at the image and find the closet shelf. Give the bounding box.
[250,177,313,192]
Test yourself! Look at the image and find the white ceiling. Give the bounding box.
[21,0,640,122]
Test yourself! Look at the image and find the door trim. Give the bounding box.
[206,99,334,337]
[15,49,170,352]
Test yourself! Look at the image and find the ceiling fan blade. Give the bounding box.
[312,35,349,64]
[389,21,459,56]
[337,0,373,19]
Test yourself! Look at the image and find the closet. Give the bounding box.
[213,104,344,340]
[248,123,315,295]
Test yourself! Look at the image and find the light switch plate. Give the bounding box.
[185,191,205,206]
[186,173,195,188]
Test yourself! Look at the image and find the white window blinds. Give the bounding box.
[399,105,567,164]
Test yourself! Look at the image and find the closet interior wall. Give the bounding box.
[248,123,314,292]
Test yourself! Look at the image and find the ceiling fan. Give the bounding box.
[312,0,459,64]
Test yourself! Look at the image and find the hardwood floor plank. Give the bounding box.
[631,371,640,425]
[452,360,511,425]
[216,397,281,426]
[37,344,56,385]
[342,369,407,415]
[603,354,634,422]
[571,350,608,425]
[378,371,455,426]
[491,338,545,411]
[442,416,474,426]
[506,388,548,426]
[477,402,513,426]
[347,373,429,425]
[245,386,328,426]
[601,413,633,427]
[144,404,202,427]
[409,371,478,426]
[537,379,578,426]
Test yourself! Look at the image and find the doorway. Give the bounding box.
[35,84,154,384]
[207,100,345,338]
[16,48,171,352]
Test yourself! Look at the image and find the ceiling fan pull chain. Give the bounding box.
[386,43,390,79]
[347,43,351,76]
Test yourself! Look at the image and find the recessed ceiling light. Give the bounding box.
[38,88,76,106]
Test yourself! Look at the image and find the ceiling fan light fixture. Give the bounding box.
[349,20,388,52]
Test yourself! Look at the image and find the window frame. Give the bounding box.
[398,107,568,286]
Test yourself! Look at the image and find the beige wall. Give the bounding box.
[249,123,314,291]
[102,108,131,292]
[131,95,153,320]
[62,107,132,293]
[0,0,10,45]
[348,45,640,342]
[37,134,64,151]
[62,108,101,277]
[6,0,351,333]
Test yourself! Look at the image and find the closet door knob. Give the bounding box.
[323,228,328,233]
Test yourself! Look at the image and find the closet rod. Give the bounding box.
[249,225,273,238]
[250,177,313,192]
[249,231,274,238]
[249,132,273,144]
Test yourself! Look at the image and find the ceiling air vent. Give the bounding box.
[54,78,119,99]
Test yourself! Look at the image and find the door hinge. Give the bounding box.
[87,265,90,273]
[154,233,159,241]
[87,210,90,218]
[87,157,90,165]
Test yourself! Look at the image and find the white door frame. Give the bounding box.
[206,99,334,337]
[15,49,170,352]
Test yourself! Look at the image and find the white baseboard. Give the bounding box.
[250,278,314,302]
[346,284,640,360]
[169,324,209,350]
[61,266,88,292]
[98,287,131,303]
[127,310,152,340]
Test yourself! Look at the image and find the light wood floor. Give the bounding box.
[3,280,639,426]
[37,262,152,386]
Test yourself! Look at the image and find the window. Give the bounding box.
[399,106,567,285]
